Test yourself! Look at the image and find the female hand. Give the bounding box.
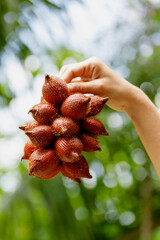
[59,57,138,112]
[59,57,160,178]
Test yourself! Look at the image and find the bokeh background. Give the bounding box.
[0,0,160,239]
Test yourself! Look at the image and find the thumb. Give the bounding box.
[67,81,100,95]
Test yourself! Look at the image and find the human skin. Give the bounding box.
[59,57,160,178]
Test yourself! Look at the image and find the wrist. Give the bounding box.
[124,85,150,117]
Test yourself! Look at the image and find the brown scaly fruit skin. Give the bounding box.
[21,140,39,160]
[20,73,109,183]
[63,155,92,179]
[19,120,39,131]
[52,117,80,136]
[87,96,109,116]
[42,74,68,105]
[29,149,61,179]
[29,103,59,125]
[25,125,55,148]
[79,133,102,152]
[61,93,91,120]
[81,117,109,136]
[61,167,81,183]
[55,137,83,162]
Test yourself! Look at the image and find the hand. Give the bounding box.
[59,57,138,112]
[59,57,160,178]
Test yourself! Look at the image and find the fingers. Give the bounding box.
[67,80,103,95]
[60,62,87,83]
[59,57,99,83]
[71,77,93,83]
[59,63,74,78]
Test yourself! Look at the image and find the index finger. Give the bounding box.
[59,61,91,83]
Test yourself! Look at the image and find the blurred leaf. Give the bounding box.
[40,0,64,10]
[153,12,160,22]
[0,83,15,106]
[48,46,85,69]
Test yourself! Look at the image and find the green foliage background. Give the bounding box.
[0,1,160,240]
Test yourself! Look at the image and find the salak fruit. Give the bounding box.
[25,125,54,148]
[79,133,102,152]
[29,149,61,179]
[20,74,109,183]
[87,96,109,116]
[42,74,68,104]
[62,155,92,179]
[55,137,83,162]
[61,93,91,120]
[52,117,80,136]
[81,117,109,135]
[19,120,39,131]
[29,102,59,125]
[21,140,39,160]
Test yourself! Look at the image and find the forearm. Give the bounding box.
[125,86,160,178]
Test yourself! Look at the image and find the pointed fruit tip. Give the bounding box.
[102,97,109,104]
[75,178,81,184]
[28,108,37,114]
[97,147,102,151]
[87,173,92,179]
[45,74,50,81]
[21,155,26,160]
[103,130,109,136]
[25,131,32,136]
[29,166,35,175]
[19,125,26,131]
